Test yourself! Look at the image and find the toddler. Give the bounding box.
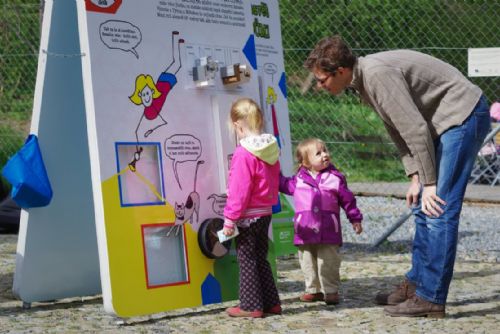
[280,138,363,305]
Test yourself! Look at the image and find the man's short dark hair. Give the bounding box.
[304,35,356,73]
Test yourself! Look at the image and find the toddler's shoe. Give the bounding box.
[264,304,282,316]
[299,292,324,302]
[226,306,263,318]
[324,293,340,305]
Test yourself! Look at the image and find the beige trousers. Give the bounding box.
[298,244,341,294]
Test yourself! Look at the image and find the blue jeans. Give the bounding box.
[406,95,490,305]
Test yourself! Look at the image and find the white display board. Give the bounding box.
[468,48,500,77]
[14,0,293,317]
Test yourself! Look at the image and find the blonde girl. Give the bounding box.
[222,98,282,318]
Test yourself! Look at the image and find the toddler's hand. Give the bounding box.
[352,222,362,234]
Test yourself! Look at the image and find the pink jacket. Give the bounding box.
[224,134,280,224]
[279,164,363,245]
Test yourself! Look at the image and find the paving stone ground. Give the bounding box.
[1,233,499,333]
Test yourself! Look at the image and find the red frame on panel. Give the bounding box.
[141,223,191,289]
[85,0,122,14]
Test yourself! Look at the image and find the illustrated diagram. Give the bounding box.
[168,159,205,237]
[15,0,293,319]
[207,193,227,216]
[263,63,286,150]
[129,31,184,168]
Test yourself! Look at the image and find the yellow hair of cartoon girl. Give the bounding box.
[266,86,277,104]
[129,74,161,105]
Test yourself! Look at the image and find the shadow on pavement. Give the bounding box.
[450,305,500,318]
[0,295,103,315]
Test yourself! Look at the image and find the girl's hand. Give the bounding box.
[223,218,236,236]
[352,222,362,234]
[223,227,235,236]
[421,184,446,217]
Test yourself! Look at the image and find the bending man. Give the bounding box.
[304,35,490,318]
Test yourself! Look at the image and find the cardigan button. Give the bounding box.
[313,206,319,213]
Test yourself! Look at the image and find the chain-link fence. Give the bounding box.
[280,0,499,231]
[0,0,41,195]
[0,1,498,203]
[281,0,499,183]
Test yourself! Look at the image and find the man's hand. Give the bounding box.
[352,222,362,234]
[421,184,446,217]
[406,174,421,207]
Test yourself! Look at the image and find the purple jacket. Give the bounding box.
[279,164,363,246]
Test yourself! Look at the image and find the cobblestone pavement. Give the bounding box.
[1,233,499,333]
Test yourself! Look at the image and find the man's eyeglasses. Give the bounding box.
[315,74,331,85]
[315,69,338,85]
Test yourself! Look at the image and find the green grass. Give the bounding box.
[0,115,27,197]
[286,87,406,182]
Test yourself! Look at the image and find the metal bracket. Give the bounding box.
[192,56,219,87]
[220,63,251,86]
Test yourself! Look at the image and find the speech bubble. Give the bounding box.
[263,62,278,76]
[99,20,142,58]
[207,194,227,216]
[164,134,202,189]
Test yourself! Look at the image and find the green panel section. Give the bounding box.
[272,221,296,256]
[273,193,295,219]
[214,245,239,301]
[214,234,279,302]
[272,194,297,256]
[268,239,277,279]
[212,195,288,300]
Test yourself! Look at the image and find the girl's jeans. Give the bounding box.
[406,95,490,305]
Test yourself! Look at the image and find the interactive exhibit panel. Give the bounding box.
[13,0,294,317]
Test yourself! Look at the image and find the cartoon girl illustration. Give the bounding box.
[128,31,184,170]
[266,86,285,148]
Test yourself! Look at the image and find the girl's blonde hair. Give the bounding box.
[129,74,161,105]
[295,138,328,169]
[228,98,264,133]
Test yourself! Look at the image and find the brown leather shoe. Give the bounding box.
[300,292,324,302]
[375,279,416,305]
[384,295,445,318]
[324,293,339,305]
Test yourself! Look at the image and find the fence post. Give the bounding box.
[39,0,45,28]
[370,210,413,249]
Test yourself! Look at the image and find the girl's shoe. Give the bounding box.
[226,306,264,318]
[299,292,324,302]
[264,304,282,315]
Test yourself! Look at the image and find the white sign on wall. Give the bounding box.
[468,48,500,77]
